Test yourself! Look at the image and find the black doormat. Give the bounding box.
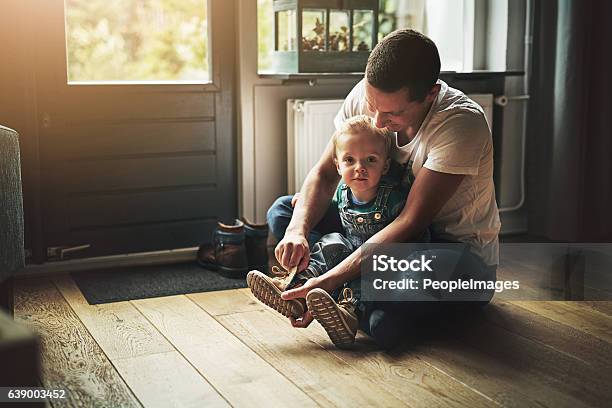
[71,262,247,305]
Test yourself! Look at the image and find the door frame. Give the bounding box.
[22,0,237,264]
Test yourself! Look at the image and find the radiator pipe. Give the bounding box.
[498,0,533,214]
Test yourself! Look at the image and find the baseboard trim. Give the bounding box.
[18,247,198,278]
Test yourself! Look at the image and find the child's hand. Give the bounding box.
[289,310,314,328]
[281,276,335,328]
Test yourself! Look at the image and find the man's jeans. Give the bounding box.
[268,196,344,248]
[267,195,497,349]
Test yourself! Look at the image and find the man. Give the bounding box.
[266,29,500,347]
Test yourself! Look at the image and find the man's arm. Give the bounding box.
[283,167,465,297]
[276,137,340,272]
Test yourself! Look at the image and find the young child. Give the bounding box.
[247,115,415,348]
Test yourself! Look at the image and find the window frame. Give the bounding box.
[62,0,219,92]
[257,0,494,75]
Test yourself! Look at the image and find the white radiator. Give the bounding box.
[286,99,344,193]
[286,94,493,193]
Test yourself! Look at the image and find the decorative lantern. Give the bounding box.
[272,0,379,73]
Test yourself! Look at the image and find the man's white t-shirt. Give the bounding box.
[334,79,501,265]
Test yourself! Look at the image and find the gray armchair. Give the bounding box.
[0,125,25,316]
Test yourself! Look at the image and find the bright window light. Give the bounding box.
[64,0,210,84]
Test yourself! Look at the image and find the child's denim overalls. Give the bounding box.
[337,182,397,248]
[294,181,403,286]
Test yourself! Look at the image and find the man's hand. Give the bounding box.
[275,232,310,272]
[282,276,336,328]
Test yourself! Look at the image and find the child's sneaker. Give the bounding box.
[246,266,306,319]
[306,287,358,348]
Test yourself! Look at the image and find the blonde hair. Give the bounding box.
[332,115,394,157]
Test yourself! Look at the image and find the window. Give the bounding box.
[258,0,485,73]
[422,0,476,72]
[64,0,210,84]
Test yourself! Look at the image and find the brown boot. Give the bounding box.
[241,217,269,271]
[306,287,358,348]
[197,220,248,279]
[246,266,307,319]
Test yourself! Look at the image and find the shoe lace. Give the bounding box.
[270,265,288,277]
[338,287,355,307]
[270,265,298,290]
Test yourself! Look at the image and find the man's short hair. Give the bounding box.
[332,115,394,157]
[366,29,440,102]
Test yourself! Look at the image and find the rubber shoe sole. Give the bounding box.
[246,271,305,319]
[306,288,357,349]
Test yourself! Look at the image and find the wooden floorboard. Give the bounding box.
[53,276,173,360]
[132,294,317,407]
[408,305,610,408]
[14,278,141,408]
[53,275,228,408]
[581,301,612,316]
[288,319,498,408]
[235,289,498,408]
[212,309,408,407]
[486,300,612,370]
[13,273,612,408]
[111,351,229,408]
[187,288,264,316]
[511,300,612,343]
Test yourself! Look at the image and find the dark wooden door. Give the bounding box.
[32,0,236,259]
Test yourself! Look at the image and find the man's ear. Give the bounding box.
[427,84,441,103]
[382,158,391,175]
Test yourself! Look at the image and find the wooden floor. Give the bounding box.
[14,274,612,408]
